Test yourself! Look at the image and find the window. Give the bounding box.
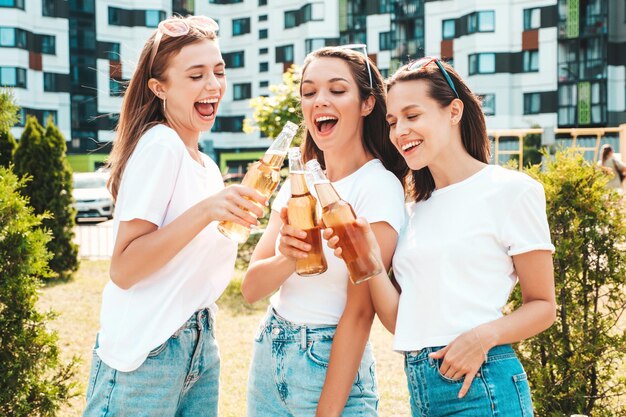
[442,19,455,39]
[212,116,244,132]
[468,53,495,75]
[0,27,26,48]
[259,14,267,22]
[259,0,266,5]
[259,62,268,72]
[524,92,541,114]
[232,17,250,36]
[223,51,244,68]
[259,29,268,39]
[276,45,294,63]
[305,38,324,54]
[285,10,298,28]
[42,0,56,16]
[523,8,541,30]
[107,43,120,61]
[110,79,124,96]
[42,109,57,125]
[0,67,27,88]
[259,47,268,54]
[43,72,55,91]
[379,31,392,51]
[379,68,389,78]
[468,11,495,33]
[0,0,24,9]
[40,35,55,54]
[523,50,539,72]
[233,83,252,100]
[145,10,165,28]
[302,3,324,22]
[108,7,121,25]
[259,80,269,87]
[480,94,495,116]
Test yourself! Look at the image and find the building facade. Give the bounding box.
[1,0,624,171]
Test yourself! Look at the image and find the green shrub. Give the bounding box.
[512,149,626,416]
[0,128,16,168]
[0,167,77,416]
[13,116,78,280]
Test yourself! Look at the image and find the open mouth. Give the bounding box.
[314,115,338,135]
[401,140,423,154]
[194,98,219,119]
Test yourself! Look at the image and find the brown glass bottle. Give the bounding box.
[218,121,298,243]
[305,159,383,284]
[287,148,327,276]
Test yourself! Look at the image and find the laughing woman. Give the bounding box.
[82,16,266,417]
[326,58,556,417]
[242,46,406,417]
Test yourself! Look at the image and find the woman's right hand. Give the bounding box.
[323,217,382,261]
[277,207,312,261]
[203,185,267,227]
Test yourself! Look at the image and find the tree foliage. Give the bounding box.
[0,128,16,168]
[243,65,304,143]
[0,88,19,131]
[0,167,77,416]
[512,148,626,416]
[13,116,78,280]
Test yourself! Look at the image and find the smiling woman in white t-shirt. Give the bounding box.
[242,47,406,417]
[82,16,266,417]
[326,58,556,417]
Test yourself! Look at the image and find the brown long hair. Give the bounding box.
[300,47,406,182]
[107,16,218,199]
[387,60,490,202]
[600,144,614,163]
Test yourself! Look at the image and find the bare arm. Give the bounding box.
[110,185,265,290]
[432,250,555,398]
[241,208,313,303]
[316,220,398,417]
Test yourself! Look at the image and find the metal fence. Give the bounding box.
[74,221,114,259]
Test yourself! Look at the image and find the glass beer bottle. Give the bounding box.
[286,148,327,276]
[218,121,298,243]
[305,159,383,284]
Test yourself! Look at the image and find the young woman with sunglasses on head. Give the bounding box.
[242,46,406,417]
[82,16,266,417]
[325,58,556,416]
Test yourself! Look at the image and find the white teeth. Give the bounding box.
[401,140,422,151]
[315,116,338,123]
[197,98,218,104]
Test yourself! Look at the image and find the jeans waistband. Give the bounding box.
[404,344,515,363]
[261,307,337,350]
[178,307,214,333]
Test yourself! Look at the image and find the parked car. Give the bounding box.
[73,172,114,220]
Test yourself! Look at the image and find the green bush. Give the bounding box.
[13,116,78,280]
[0,167,77,416]
[512,149,626,416]
[0,128,16,168]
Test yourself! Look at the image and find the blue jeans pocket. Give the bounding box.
[436,359,464,384]
[306,340,331,368]
[147,338,170,358]
[513,372,534,417]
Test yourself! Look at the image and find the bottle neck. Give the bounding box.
[290,171,310,196]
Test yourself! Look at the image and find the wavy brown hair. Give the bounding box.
[107,16,218,199]
[299,47,406,182]
[386,60,491,202]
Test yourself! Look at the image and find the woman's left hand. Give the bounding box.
[428,328,490,399]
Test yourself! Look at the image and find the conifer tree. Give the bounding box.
[0,127,16,168]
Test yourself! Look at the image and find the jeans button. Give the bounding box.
[272,327,281,335]
[409,351,418,357]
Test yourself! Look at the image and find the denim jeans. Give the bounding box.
[404,344,533,417]
[83,308,220,417]
[247,309,379,417]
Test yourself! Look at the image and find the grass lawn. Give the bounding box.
[38,260,410,417]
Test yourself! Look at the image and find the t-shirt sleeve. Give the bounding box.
[501,181,555,256]
[353,173,406,234]
[614,157,626,171]
[271,178,291,214]
[116,140,182,227]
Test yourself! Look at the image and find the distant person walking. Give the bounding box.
[82,15,265,417]
[598,144,625,193]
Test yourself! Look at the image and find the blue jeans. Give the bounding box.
[83,308,220,417]
[247,309,379,417]
[404,344,533,417]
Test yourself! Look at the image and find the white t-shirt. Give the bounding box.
[96,124,237,372]
[393,165,555,351]
[270,159,406,325]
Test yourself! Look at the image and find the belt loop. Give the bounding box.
[300,326,307,350]
[427,348,435,367]
[196,309,203,332]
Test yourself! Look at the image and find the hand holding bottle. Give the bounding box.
[204,185,267,228]
[277,207,314,261]
[322,217,383,267]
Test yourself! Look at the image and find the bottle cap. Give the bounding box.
[288,147,302,159]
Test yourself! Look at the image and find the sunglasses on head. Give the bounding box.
[148,16,219,78]
[334,43,373,89]
[407,57,459,99]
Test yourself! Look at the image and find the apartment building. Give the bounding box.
[1,0,624,171]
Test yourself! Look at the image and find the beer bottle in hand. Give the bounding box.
[286,148,327,276]
[218,121,298,243]
[305,159,383,284]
